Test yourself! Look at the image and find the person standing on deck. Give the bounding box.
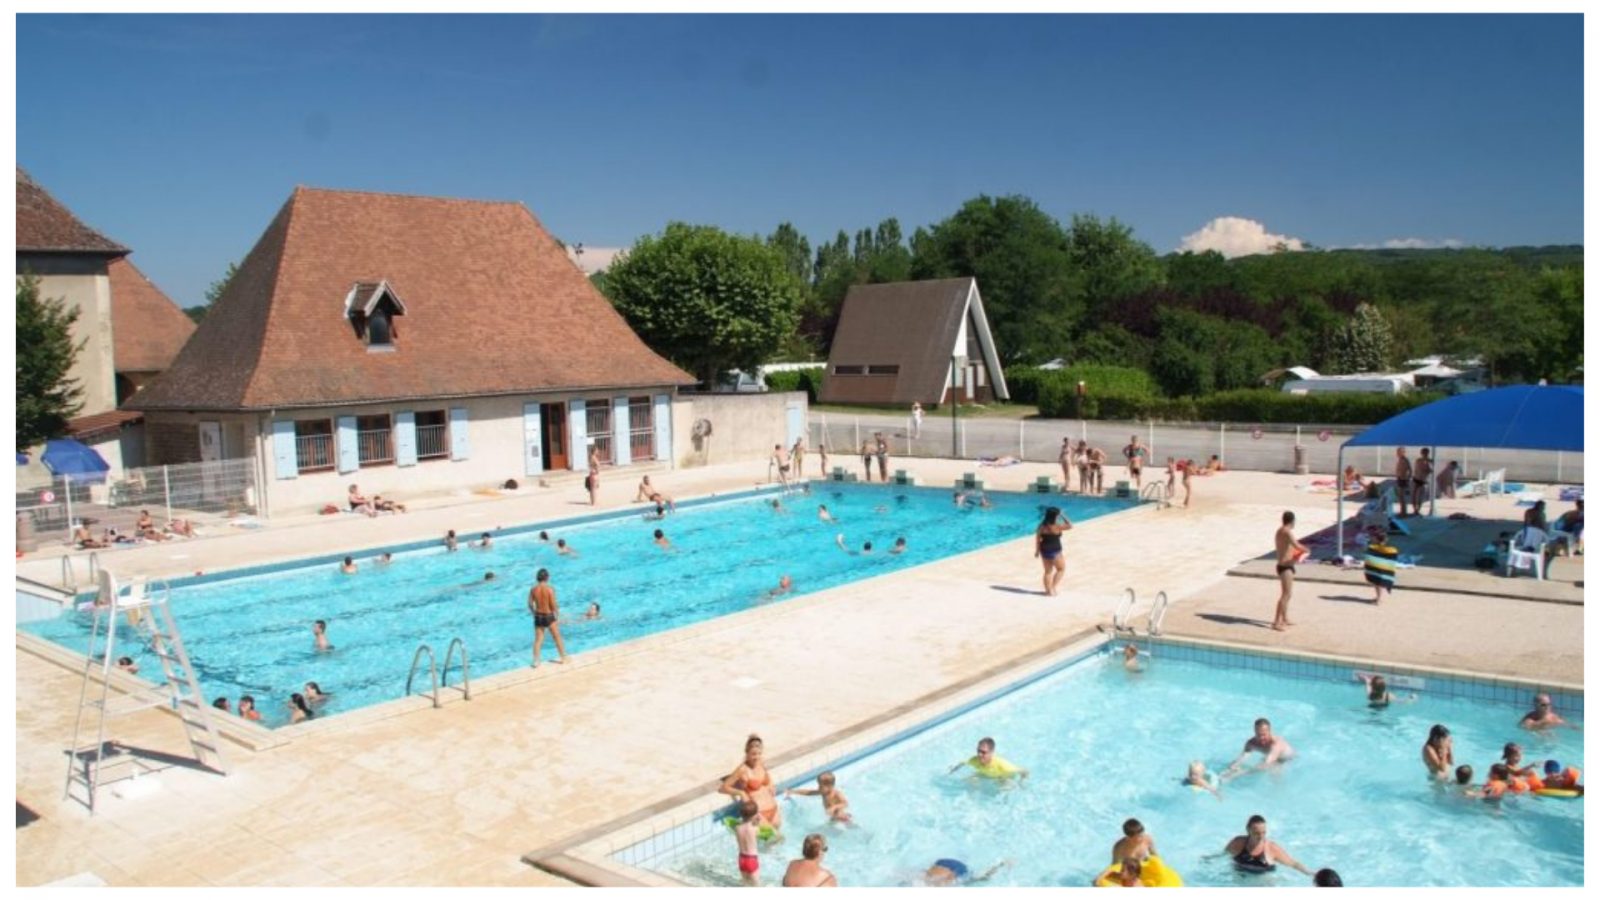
[1272,511,1307,631]
[1122,435,1149,490]
[875,432,890,481]
[1412,449,1433,516]
[1394,447,1412,517]
[1059,437,1075,493]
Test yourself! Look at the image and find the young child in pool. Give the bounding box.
[1184,760,1222,799]
[785,771,853,824]
[734,800,762,886]
[1357,673,1415,708]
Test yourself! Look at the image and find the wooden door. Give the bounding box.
[542,403,569,470]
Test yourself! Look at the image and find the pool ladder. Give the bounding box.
[61,551,101,594]
[405,637,472,709]
[1104,588,1171,638]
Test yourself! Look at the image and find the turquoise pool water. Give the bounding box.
[22,484,1134,727]
[640,649,1584,888]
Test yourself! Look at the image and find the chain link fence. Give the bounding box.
[810,413,1582,485]
[16,457,262,551]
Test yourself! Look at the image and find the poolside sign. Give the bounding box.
[1318,430,1332,442]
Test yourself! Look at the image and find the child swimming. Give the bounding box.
[1184,760,1222,799]
[784,771,853,824]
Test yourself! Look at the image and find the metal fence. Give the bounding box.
[15,456,262,550]
[810,413,1583,485]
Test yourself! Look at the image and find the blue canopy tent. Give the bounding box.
[41,438,111,484]
[1336,385,1584,556]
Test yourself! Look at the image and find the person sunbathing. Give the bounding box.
[73,524,107,549]
[373,495,407,513]
[1343,465,1364,490]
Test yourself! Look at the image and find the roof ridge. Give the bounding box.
[292,183,526,207]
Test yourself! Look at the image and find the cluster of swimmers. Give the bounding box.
[1421,691,1584,799]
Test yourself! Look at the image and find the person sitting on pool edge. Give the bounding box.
[1220,814,1314,877]
[919,858,1010,886]
[949,736,1028,780]
[1223,718,1295,779]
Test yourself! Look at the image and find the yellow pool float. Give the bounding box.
[1094,855,1184,887]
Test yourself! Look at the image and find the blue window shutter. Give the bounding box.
[395,410,417,467]
[272,419,299,480]
[612,395,631,466]
[568,399,587,471]
[336,416,359,473]
[653,394,672,463]
[523,402,544,476]
[449,406,471,461]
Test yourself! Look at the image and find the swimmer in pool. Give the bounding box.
[339,556,357,575]
[917,858,1010,886]
[1122,643,1144,672]
[1223,718,1294,779]
[312,619,334,652]
[948,737,1028,780]
[653,528,673,550]
[556,539,578,557]
[1185,760,1222,799]
[889,537,907,555]
[1422,724,1454,780]
[1358,673,1415,707]
[768,575,794,598]
[784,770,852,824]
[1218,814,1313,877]
[1111,818,1156,864]
[818,504,838,524]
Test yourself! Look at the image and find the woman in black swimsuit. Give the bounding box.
[1034,507,1072,597]
[1222,815,1314,877]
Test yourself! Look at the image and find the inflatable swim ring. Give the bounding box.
[1094,855,1184,887]
[1534,788,1581,799]
[722,816,778,842]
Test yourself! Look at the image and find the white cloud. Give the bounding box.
[1343,237,1466,250]
[1177,217,1306,258]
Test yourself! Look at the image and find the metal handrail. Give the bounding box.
[1140,482,1168,506]
[1148,591,1170,637]
[441,637,472,701]
[60,552,101,595]
[1111,588,1135,631]
[405,644,440,709]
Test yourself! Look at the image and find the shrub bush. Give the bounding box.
[1039,384,1438,424]
[1014,363,1156,412]
[763,367,824,402]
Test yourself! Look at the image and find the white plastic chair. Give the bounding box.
[1504,526,1549,580]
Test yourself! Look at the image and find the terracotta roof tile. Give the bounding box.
[15,166,130,256]
[128,186,694,411]
[67,409,144,441]
[109,258,197,373]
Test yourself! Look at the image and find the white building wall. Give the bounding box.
[19,264,118,417]
[671,391,806,469]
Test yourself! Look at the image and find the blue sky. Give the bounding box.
[17,13,1584,308]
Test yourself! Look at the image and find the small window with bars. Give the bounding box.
[586,399,613,465]
[356,414,394,466]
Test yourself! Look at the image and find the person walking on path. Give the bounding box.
[528,568,569,667]
[585,446,602,506]
[1034,507,1072,596]
[1393,447,1412,518]
[911,401,924,439]
[1272,511,1307,631]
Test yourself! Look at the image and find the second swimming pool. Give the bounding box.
[22,483,1135,727]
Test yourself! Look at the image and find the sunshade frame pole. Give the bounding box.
[1336,443,1347,560]
[1428,444,1439,518]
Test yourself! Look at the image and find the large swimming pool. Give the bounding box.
[22,483,1134,728]
[626,645,1584,888]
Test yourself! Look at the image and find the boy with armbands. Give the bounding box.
[1541,760,1584,794]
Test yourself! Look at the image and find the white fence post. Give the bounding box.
[1219,423,1226,465]
[1019,419,1025,459]
[1148,420,1155,458]
[163,465,174,524]
[63,473,74,537]
[960,420,967,459]
[854,417,861,452]
[1556,450,1563,483]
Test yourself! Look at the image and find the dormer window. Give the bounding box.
[345,279,407,352]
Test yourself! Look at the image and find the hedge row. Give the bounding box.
[1007,364,1158,406]
[763,367,824,401]
[1036,385,1441,425]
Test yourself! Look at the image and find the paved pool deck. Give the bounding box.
[12,458,1585,886]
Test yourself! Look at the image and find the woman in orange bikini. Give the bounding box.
[720,733,782,829]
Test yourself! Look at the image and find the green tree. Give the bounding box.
[600,223,803,385]
[1065,214,1164,320]
[186,260,240,324]
[1149,308,1280,396]
[1164,250,1237,297]
[16,274,84,447]
[1328,302,1395,374]
[911,194,1082,364]
[766,223,812,287]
